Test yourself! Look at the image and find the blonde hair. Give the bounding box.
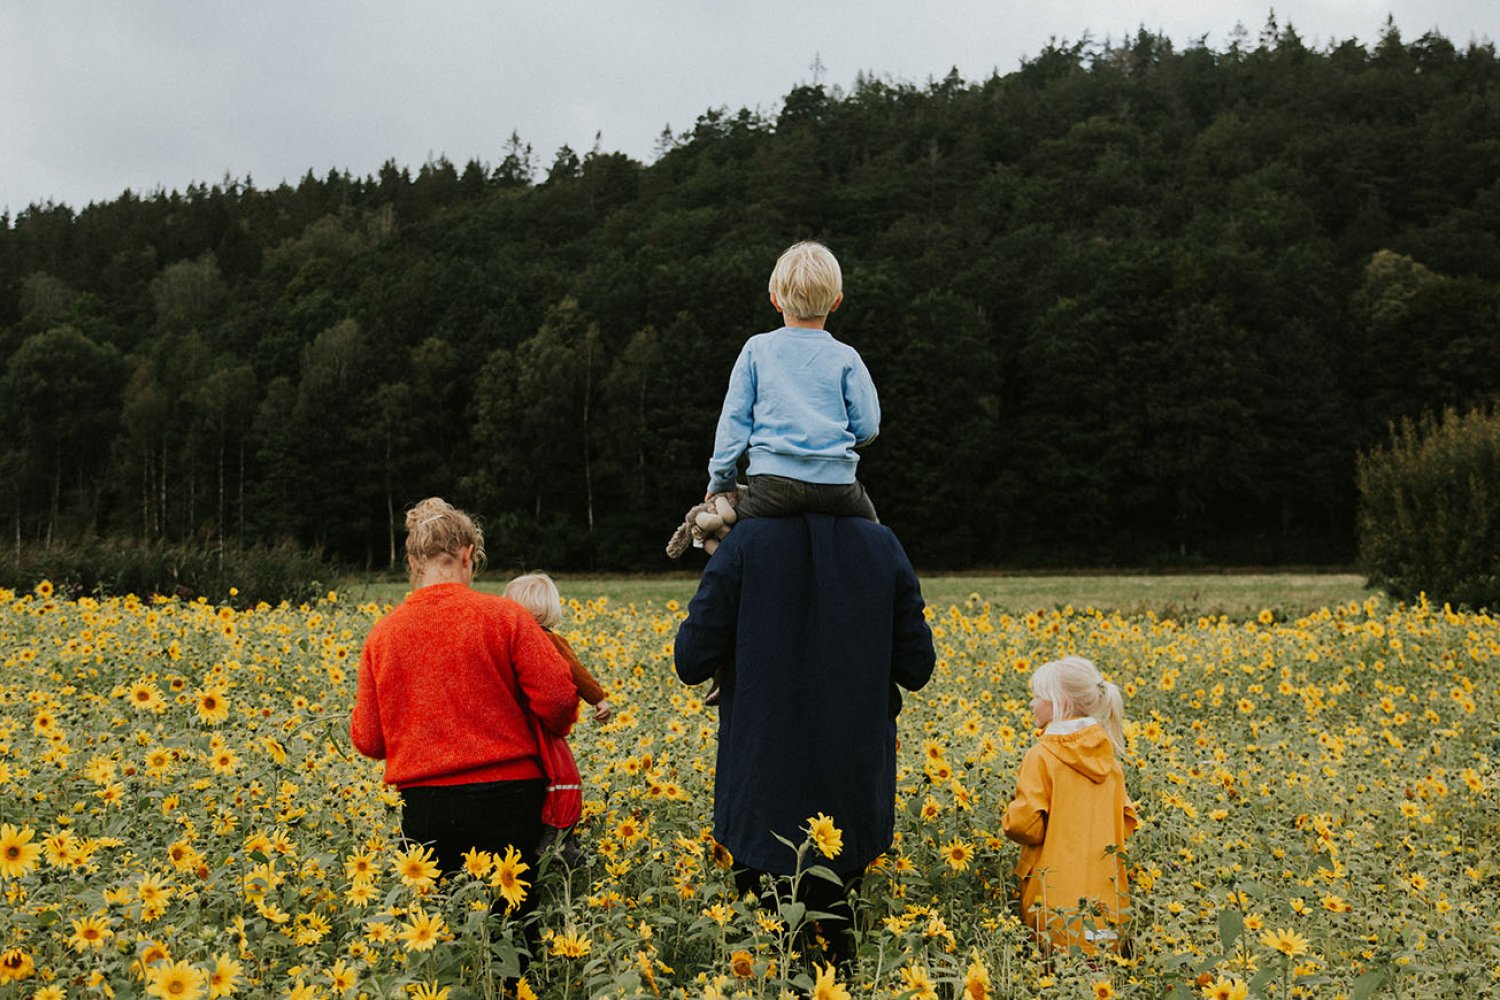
[404,498,485,584]
[768,241,842,320]
[503,572,562,629]
[1031,656,1126,752]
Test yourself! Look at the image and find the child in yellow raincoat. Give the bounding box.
[1002,656,1138,952]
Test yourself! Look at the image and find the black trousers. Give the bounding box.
[735,474,878,522]
[401,778,546,966]
[734,865,863,969]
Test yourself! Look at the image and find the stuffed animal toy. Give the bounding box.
[666,492,739,559]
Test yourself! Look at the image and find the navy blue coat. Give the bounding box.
[675,515,936,876]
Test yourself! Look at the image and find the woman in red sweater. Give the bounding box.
[351,498,579,913]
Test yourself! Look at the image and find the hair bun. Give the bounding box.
[405,497,450,530]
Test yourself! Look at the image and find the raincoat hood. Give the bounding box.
[1038,721,1117,783]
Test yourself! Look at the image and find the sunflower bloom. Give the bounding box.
[963,954,991,999]
[398,908,449,952]
[195,688,230,724]
[461,847,493,879]
[550,928,591,958]
[1260,928,1310,957]
[899,964,937,1000]
[489,845,530,911]
[1201,978,1249,1000]
[0,824,41,878]
[144,960,207,1000]
[0,948,34,983]
[343,851,376,881]
[67,915,114,952]
[208,955,242,998]
[810,963,851,1000]
[392,844,440,889]
[941,837,973,872]
[407,983,450,1000]
[806,813,843,859]
[325,961,357,993]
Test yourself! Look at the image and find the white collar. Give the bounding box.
[1044,717,1099,735]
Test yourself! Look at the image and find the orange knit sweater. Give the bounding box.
[351,583,580,788]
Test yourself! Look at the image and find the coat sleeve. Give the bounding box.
[1002,748,1050,847]
[674,541,742,685]
[890,534,935,693]
[707,345,755,494]
[551,632,606,705]
[350,643,386,760]
[509,614,579,738]
[1123,792,1140,838]
[844,352,881,447]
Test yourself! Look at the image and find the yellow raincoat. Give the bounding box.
[1002,719,1138,950]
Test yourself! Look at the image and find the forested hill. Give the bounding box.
[3,23,1498,572]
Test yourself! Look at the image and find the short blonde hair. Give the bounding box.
[768,241,842,320]
[504,572,563,628]
[1031,656,1127,752]
[405,498,485,584]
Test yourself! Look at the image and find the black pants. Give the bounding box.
[401,779,546,966]
[734,865,863,970]
[736,474,878,522]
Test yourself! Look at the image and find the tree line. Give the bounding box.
[2,19,1499,572]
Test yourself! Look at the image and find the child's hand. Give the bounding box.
[593,699,614,722]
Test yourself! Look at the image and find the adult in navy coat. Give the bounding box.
[675,513,935,965]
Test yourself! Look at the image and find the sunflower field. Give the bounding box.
[0,581,1496,999]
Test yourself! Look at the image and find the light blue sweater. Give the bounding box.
[707,327,881,494]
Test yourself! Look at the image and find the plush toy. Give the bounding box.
[666,492,739,559]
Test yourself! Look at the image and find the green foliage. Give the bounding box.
[3,23,1500,569]
[0,539,334,608]
[1357,406,1500,609]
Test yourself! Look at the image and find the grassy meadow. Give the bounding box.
[353,571,1378,621]
[0,574,1495,998]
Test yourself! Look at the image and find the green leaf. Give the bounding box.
[1249,963,1280,995]
[1218,909,1244,953]
[771,831,799,851]
[779,901,806,928]
[803,864,846,886]
[1353,970,1385,1000]
[489,939,522,978]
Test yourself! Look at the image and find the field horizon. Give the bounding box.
[347,569,1378,620]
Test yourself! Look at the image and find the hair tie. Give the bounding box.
[1097,681,1106,693]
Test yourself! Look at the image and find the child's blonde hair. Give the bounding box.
[405,498,485,584]
[768,241,842,320]
[1031,656,1126,752]
[504,572,563,629]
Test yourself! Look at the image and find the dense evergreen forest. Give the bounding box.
[3,21,1499,572]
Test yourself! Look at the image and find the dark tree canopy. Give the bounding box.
[3,23,1499,571]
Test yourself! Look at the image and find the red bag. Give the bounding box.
[531,718,582,828]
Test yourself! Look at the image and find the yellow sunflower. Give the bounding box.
[488,844,530,911]
[0,824,41,878]
[144,960,207,1000]
[805,812,843,859]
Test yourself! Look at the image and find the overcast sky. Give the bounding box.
[3,1,1497,215]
